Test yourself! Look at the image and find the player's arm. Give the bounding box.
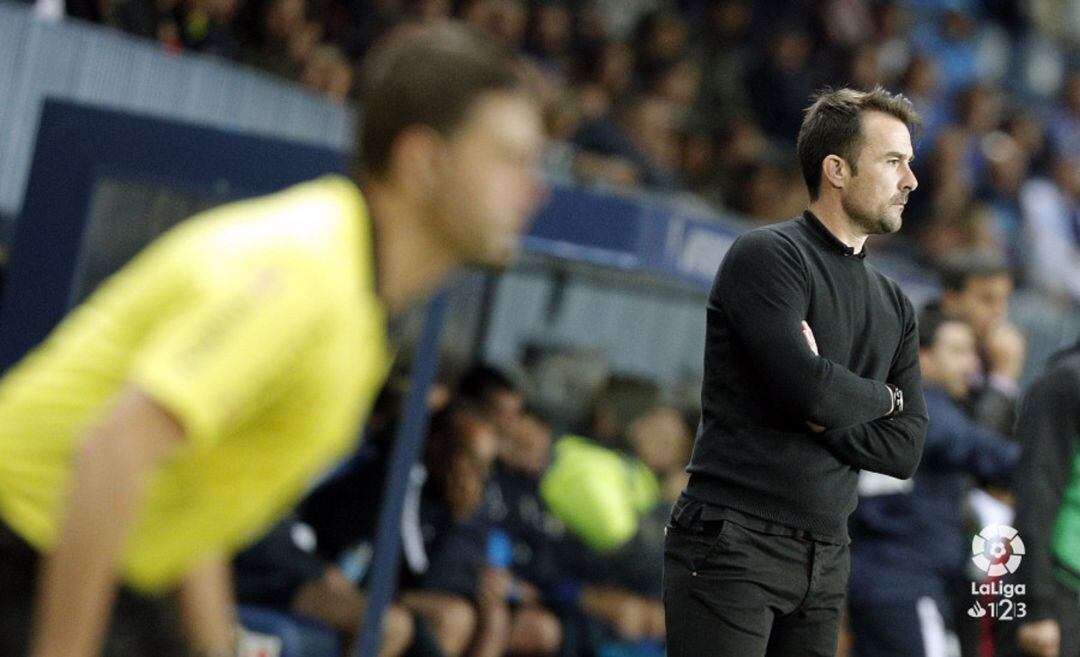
[809,297,928,479]
[178,555,238,657]
[30,387,184,657]
[713,230,893,429]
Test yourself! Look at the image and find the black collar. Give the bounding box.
[801,210,867,259]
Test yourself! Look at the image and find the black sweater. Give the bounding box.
[686,210,929,540]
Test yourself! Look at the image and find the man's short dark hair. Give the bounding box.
[457,363,519,402]
[937,250,1011,293]
[358,22,526,176]
[796,86,921,200]
[918,307,962,348]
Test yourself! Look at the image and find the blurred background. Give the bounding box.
[1,0,1079,656]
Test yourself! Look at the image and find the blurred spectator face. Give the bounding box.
[264,0,306,41]
[876,2,909,39]
[447,415,499,520]
[627,407,691,476]
[957,85,1004,134]
[941,273,1014,340]
[429,92,545,267]
[623,97,682,171]
[465,0,527,46]
[1004,113,1045,160]
[598,41,635,96]
[849,44,884,91]
[709,0,749,40]
[410,0,451,20]
[1065,71,1080,117]
[1052,156,1080,198]
[920,319,979,399]
[941,10,974,42]
[301,46,354,100]
[641,11,688,62]
[841,111,918,235]
[717,119,767,168]
[901,56,938,98]
[770,28,810,73]
[489,0,528,47]
[287,21,324,64]
[533,3,572,56]
[982,132,1028,196]
[653,58,701,108]
[488,387,524,444]
[500,413,553,475]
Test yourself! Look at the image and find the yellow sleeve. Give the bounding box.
[130,261,327,449]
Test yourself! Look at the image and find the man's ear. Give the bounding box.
[821,154,849,192]
[390,125,443,195]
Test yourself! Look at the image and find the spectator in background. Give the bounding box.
[231,516,420,657]
[573,94,681,190]
[1019,153,1080,305]
[395,401,505,657]
[847,309,1019,657]
[695,0,752,127]
[540,377,668,645]
[457,363,525,445]
[300,43,355,100]
[626,404,693,504]
[1044,69,1080,162]
[977,130,1030,267]
[874,2,914,83]
[898,55,947,144]
[1000,339,1080,657]
[911,8,980,95]
[745,23,820,142]
[936,251,1026,437]
[920,198,1006,265]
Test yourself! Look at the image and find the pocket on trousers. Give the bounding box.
[665,520,731,574]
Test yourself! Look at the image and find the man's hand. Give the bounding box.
[801,321,827,433]
[29,386,184,657]
[801,321,819,356]
[984,322,1025,382]
[1017,618,1060,657]
[476,567,511,610]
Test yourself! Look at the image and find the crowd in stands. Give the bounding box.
[9,0,1078,654]
[225,248,1075,657]
[24,0,1080,309]
[232,360,695,657]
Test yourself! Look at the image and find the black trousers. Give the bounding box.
[0,518,190,657]
[663,502,849,657]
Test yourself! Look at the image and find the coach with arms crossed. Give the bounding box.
[664,87,929,657]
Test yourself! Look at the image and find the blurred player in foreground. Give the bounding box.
[0,22,543,657]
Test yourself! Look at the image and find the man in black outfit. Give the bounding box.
[664,86,930,657]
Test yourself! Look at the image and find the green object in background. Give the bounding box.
[1051,435,1080,576]
[540,435,660,553]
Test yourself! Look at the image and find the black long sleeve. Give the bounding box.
[813,295,928,479]
[714,229,894,429]
[1013,352,1080,621]
[687,211,929,540]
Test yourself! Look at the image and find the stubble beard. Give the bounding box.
[842,194,903,236]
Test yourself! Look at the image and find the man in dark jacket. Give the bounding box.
[846,309,1019,657]
[999,340,1080,657]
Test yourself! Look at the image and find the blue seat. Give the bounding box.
[238,605,342,657]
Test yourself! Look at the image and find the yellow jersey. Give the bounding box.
[0,175,392,592]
